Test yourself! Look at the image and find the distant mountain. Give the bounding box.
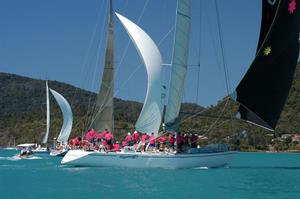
[0,63,300,151]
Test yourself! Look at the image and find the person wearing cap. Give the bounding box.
[124,132,134,146]
[133,130,140,144]
[113,141,121,152]
[104,131,114,151]
[147,133,156,151]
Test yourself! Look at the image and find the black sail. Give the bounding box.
[234,0,300,130]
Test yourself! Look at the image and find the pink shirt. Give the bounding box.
[149,136,156,145]
[104,133,113,141]
[125,135,133,143]
[141,134,149,142]
[96,132,102,139]
[168,134,175,144]
[113,143,120,152]
[158,136,167,143]
[176,135,184,144]
[133,133,140,142]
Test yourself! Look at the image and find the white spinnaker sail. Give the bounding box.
[42,81,50,144]
[116,12,163,135]
[49,89,73,143]
[164,0,191,129]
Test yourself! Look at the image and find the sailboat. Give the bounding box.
[18,81,73,155]
[62,0,300,169]
[48,84,73,156]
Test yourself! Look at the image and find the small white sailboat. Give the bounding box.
[62,0,300,168]
[18,81,73,155]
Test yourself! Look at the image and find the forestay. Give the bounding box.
[116,12,163,135]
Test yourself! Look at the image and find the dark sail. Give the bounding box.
[90,0,114,132]
[234,0,300,130]
[256,0,279,52]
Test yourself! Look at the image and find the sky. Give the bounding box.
[0,0,277,107]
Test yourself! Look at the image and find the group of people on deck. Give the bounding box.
[68,128,199,153]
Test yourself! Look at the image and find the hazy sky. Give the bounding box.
[0,0,276,107]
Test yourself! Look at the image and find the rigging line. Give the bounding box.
[204,97,230,133]
[214,0,235,134]
[69,0,105,109]
[196,0,202,103]
[214,0,231,95]
[82,1,109,131]
[202,1,222,71]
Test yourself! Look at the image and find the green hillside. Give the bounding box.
[1,63,300,151]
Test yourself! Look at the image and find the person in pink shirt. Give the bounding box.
[141,133,149,152]
[176,133,184,152]
[102,129,109,137]
[113,141,121,152]
[147,133,156,151]
[168,133,175,149]
[124,132,134,146]
[104,132,114,151]
[133,131,140,144]
[157,134,167,151]
[86,129,96,144]
[96,131,102,143]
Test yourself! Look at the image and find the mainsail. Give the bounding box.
[49,89,73,143]
[42,80,50,144]
[115,13,163,135]
[233,0,300,130]
[164,0,191,131]
[90,0,114,132]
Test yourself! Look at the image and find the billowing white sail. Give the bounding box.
[164,0,191,130]
[116,12,163,135]
[42,81,50,144]
[49,89,73,143]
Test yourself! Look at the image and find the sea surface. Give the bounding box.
[0,149,300,199]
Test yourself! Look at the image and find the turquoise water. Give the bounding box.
[0,150,300,199]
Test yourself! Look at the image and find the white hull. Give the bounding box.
[61,150,236,169]
[32,148,49,153]
[50,149,68,157]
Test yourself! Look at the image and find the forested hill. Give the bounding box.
[0,63,300,151]
[0,72,203,146]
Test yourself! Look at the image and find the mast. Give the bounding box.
[90,0,114,132]
[164,0,191,131]
[233,0,300,130]
[42,80,50,144]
